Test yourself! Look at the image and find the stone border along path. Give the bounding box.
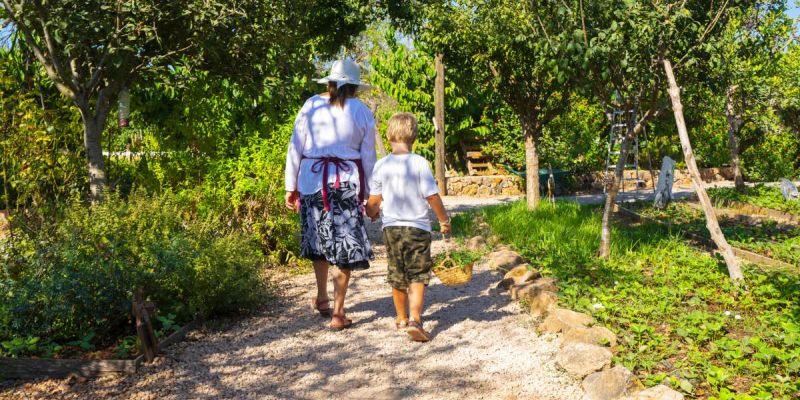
[2,195,678,400]
[483,244,685,400]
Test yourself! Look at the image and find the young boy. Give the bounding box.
[366,112,451,342]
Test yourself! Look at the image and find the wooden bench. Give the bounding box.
[462,144,496,176]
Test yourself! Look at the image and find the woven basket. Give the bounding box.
[432,256,474,286]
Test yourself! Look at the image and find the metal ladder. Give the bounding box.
[604,108,646,193]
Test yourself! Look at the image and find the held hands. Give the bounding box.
[285,191,300,212]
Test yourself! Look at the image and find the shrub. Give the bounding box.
[0,191,266,354]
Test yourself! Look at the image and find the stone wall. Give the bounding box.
[446,175,524,196]
[445,167,734,197]
[579,167,735,191]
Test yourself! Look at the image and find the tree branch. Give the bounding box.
[1,0,78,100]
[32,0,79,90]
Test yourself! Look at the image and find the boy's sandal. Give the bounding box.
[395,320,409,330]
[311,297,332,317]
[406,320,431,342]
[329,314,353,330]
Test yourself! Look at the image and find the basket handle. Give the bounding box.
[442,232,454,256]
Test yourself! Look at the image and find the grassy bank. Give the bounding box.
[625,201,800,267]
[453,201,800,399]
[709,185,800,216]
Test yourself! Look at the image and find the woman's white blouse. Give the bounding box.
[284,95,377,195]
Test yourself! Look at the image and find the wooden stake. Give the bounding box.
[133,288,159,362]
[369,102,387,158]
[434,54,447,195]
[663,59,744,282]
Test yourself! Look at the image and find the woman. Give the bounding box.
[284,59,377,330]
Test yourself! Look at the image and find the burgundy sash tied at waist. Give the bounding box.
[308,157,366,212]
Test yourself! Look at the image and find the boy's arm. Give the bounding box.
[426,194,451,234]
[366,195,382,220]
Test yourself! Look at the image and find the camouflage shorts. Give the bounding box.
[383,226,432,289]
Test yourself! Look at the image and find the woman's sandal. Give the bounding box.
[311,297,332,318]
[395,320,409,331]
[406,320,431,342]
[329,313,353,330]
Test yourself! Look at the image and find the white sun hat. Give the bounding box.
[317,59,373,91]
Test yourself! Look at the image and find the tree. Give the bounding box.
[579,1,668,257]
[368,29,494,162]
[581,1,749,270]
[708,3,796,191]
[1,0,370,199]
[419,0,580,208]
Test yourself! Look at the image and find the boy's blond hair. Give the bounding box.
[386,112,418,144]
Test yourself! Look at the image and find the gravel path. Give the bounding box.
[1,196,585,400]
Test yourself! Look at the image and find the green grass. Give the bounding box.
[453,201,800,399]
[709,185,800,216]
[625,201,800,267]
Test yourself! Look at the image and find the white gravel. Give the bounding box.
[1,196,585,400]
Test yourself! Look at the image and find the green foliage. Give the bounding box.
[368,28,493,161]
[433,250,481,270]
[0,48,85,209]
[0,191,266,357]
[454,201,800,398]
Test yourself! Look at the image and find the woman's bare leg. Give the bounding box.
[331,267,352,316]
[313,259,330,302]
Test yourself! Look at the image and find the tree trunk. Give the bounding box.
[520,114,540,209]
[664,59,744,282]
[725,85,745,191]
[79,108,108,200]
[598,124,634,258]
[434,54,447,195]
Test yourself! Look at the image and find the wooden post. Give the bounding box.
[434,53,447,195]
[663,59,744,282]
[133,288,158,362]
[369,103,387,158]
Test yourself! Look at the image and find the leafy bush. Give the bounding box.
[454,201,800,398]
[176,123,302,262]
[0,191,266,356]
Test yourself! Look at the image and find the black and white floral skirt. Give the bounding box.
[300,182,372,270]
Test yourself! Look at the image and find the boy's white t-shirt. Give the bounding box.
[369,153,439,232]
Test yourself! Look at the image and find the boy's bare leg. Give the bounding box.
[392,287,409,324]
[331,267,351,316]
[313,260,329,303]
[408,282,426,322]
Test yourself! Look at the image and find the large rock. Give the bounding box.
[562,326,618,348]
[466,236,487,251]
[537,308,594,334]
[556,343,613,378]
[529,290,558,317]
[485,250,524,271]
[556,343,612,378]
[582,366,634,400]
[510,277,555,300]
[621,385,684,400]
[500,265,540,290]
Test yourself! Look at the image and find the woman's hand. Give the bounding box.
[285,191,300,212]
